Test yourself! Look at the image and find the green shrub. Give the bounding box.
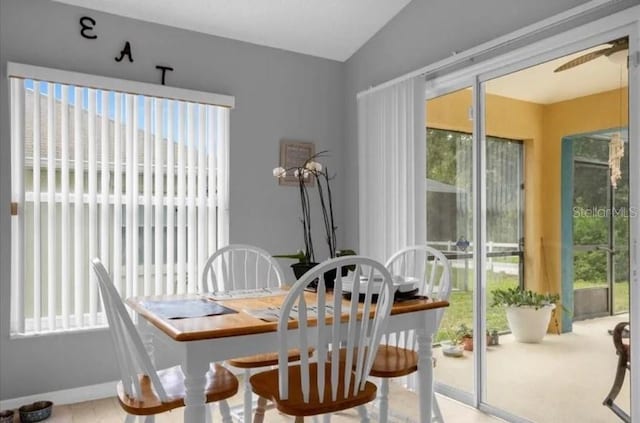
[491,287,559,309]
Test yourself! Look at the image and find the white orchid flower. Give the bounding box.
[272,166,286,178]
[294,168,311,178]
[305,161,322,172]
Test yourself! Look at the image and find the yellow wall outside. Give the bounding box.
[426,87,628,326]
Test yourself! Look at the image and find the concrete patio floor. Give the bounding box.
[434,313,631,422]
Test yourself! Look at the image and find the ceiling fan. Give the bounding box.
[554,37,628,72]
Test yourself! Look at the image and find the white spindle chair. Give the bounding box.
[372,245,452,423]
[203,244,310,423]
[91,258,238,423]
[202,244,285,293]
[249,256,395,422]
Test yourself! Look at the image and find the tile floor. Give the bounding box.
[10,380,502,422]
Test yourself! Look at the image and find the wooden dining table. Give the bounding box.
[126,290,449,423]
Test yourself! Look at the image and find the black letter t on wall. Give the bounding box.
[155,65,174,85]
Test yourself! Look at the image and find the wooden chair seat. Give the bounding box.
[369,346,419,378]
[377,245,452,423]
[249,257,394,422]
[92,258,238,422]
[227,348,312,369]
[117,363,238,416]
[250,362,377,417]
[335,346,418,378]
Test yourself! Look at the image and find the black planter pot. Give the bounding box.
[290,262,337,291]
[291,262,318,279]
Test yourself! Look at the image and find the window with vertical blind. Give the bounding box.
[9,63,233,335]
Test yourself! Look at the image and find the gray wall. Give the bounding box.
[342,0,591,250]
[0,0,344,399]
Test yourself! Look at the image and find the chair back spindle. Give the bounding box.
[91,258,169,402]
[384,246,452,349]
[202,244,285,292]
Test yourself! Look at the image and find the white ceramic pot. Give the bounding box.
[505,304,555,343]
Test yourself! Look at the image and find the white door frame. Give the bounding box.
[425,5,640,422]
[627,18,639,423]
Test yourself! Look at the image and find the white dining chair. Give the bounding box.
[202,244,285,293]
[249,255,395,422]
[91,258,239,423]
[202,244,311,423]
[372,245,452,423]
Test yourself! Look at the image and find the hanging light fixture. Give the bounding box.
[609,132,624,189]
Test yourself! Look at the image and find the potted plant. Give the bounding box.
[452,324,498,351]
[273,152,353,287]
[455,324,474,351]
[487,329,500,346]
[491,287,560,343]
[272,250,315,279]
[274,249,357,286]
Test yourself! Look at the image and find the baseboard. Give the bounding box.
[0,380,117,411]
[0,365,248,412]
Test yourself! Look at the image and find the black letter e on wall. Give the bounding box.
[79,16,97,39]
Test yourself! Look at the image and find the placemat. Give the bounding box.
[245,304,336,322]
[141,299,238,320]
[208,287,287,300]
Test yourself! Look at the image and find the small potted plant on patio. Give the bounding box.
[491,287,559,343]
[452,324,499,351]
[487,329,500,346]
[455,324,474,351]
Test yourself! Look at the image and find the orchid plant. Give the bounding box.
[273,151,337,264]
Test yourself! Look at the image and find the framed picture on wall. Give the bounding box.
[279,140,315,186]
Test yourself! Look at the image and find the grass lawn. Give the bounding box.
[437,270,518,342]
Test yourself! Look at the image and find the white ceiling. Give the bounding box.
[53,0,412,62]
[485,43,629,104]
[53,1,628,101]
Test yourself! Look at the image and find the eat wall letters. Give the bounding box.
[79,15,174,85]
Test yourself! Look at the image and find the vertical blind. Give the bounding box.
[357,77,426,263]
[10,76,230,334]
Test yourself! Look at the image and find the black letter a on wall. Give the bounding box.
[115,41,134,63]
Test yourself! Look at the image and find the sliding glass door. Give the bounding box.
[479,36,632,423]
[426,88,476,399]
[425,25,638,422]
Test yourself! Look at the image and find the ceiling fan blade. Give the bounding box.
[554,48,609,72]
[604,41,628,57]
[612,37,629,48]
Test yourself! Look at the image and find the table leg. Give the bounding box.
[183,346,210,423]
[416,329,434,423]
